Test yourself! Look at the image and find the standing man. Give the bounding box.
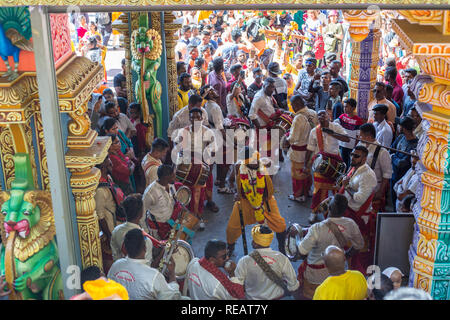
[208,57,228,114]
[184,240,245,300]
[287,95,318,203]
[329,60,348,97]
[226,147,287,256]
[104,101,136,138]
[339,146,377,274]
[235,225,299,300]
[294,57,317,109]
[141,138,170,188]
[177,73,193,111]
[293,194,364,299]
[304,110,349,224]
[267,62,288,110]
[368,82,396,124]
[385,66,404,108]
[248,77,277,128]
[372,104,393,148]
[247,67,264,102]
[312,245,367,300]
[323,10,344,57]
[358,123,392,213]
[114,58,128,100]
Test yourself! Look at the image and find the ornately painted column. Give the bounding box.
[343,10,381,120]
[393,11,450,300]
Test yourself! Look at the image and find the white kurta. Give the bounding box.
[298,217,364,284]
[307,122,347,156]
[185,258,243,300]
[108,257,182,300]
[142,181,176,234]
[248,89,275,127]
[235,248,299,300]
[110,222,153,266]
[167,106,209,139]
[344,164,377,214]
[203,100,224,130]
[141,153,162,188]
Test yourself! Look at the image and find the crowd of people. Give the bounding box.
[0,10,429,301]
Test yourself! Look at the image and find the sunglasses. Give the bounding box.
[351,153,361,158]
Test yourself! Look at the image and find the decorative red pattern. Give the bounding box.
[50,14,73,69]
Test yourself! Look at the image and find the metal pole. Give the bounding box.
[29,6,80,299]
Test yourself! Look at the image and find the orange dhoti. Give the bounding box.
[311,172,337,213]
[226,196,286,245]
[291,160,312,197]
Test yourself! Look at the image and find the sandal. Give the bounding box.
[218,186,234,194]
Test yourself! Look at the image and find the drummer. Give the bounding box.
[304,110,349,224]
[173,107,219,229]
[142,164,183,240]
[286,95,318,203]
[292,194,364,299]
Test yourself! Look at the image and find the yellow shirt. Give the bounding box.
[313,270,367,300]
[283,63,299,77]
[287,84,295,113]
[177,88,190,110]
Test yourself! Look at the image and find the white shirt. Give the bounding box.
[108,257,182,300]
[287,109,317,163]
[358,141,392,189]
[344,164,378,213]
[167,106,208,139]
[298,216,364,284]
[142,181,176,228]
[393,167,419,211]
[273,77,288,95]
[185,258,243,300]
[235,248,299,300]
[307,122,347,156]
[374,120,393,148]
[226,93,245,117]
[110,222,153,266]
[248,89,275,127]
[174,125,218,165]
[203,100,224,130]
[141,153,162,187]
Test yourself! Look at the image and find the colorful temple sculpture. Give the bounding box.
[0,3,448,300]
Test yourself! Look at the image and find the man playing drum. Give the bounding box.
[173,107,218,229]
[141,138,170,188]
[291,194,364,299]
[142,165,184,240]
[286,95,318,203]
[338,145,377,275]
[304,110,349,224]
[184,240,245,300]
[226,146,287,257]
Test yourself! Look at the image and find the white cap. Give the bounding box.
[382,267,404,278]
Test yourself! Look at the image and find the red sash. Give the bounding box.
[143,159,161,175]
[198,257,245,299]
[297,259,326,285]
[291,145,307,151]
[147,202,183,240]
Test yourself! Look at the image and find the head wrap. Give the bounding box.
[382,267,404,278]
[83,278,129,300]
[251,225,274,247]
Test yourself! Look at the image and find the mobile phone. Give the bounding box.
[240,70,245,78]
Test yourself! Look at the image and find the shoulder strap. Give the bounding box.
[249,250,290,295]
[316,125,324,153]
[325,220,348,249]
[371,146,382,170]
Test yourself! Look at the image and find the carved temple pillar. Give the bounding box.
[164,11,182,119]
[393,11,450,299]
[343,10,382,120]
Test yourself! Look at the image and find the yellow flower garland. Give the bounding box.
[240,164,266,223]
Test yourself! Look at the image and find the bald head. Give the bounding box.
[323,245,346,274]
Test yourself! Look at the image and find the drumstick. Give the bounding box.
[322,129,420,158]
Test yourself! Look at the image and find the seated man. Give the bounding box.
[393,152,419,212]
[184,240,245,300]
[382,267,404,290]
[294,194,364,299]
[110,194,154,266]
[142,164,184,240]
[235,225,299,300]
[313,245,367,300]
[108,229,184,300]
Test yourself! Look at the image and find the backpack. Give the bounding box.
[98,177,126,222]
[97,13,110,25]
